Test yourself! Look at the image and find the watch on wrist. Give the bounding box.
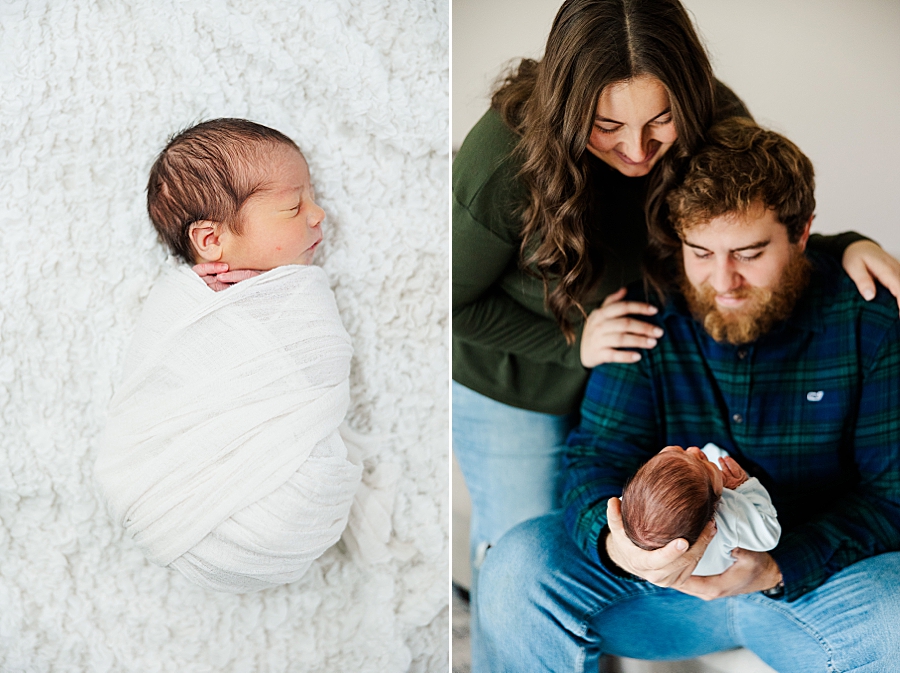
[760,579,785,599]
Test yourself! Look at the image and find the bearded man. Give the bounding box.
[477,117,900,672]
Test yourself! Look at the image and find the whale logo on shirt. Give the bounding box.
[807,391,824,402]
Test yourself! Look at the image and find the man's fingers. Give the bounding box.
[651,536,690,565]
[606,497,624,532]
[676,575,719,600]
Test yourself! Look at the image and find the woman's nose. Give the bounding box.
[618,127,653,163]
[619,131,647,163]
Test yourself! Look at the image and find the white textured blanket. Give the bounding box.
[0,0,448,671]
[96,264,394,593]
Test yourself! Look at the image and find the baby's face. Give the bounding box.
[658,445,724,495]
[220,147,323,270]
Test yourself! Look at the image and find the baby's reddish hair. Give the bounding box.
[621,452,719,551]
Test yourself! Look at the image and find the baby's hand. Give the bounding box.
[192,263,262,292]
[718,456,748,490]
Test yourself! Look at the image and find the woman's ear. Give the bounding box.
[189,221,225,262]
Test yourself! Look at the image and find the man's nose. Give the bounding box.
[711,259,741,294]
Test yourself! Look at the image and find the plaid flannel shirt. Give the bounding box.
[563,253,900,601]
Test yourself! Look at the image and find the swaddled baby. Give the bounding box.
[95,119,392,592]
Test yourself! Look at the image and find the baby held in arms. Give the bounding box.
[95,119,392,593]
[621,444,780,576]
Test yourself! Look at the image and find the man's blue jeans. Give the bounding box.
[479,512,900,672]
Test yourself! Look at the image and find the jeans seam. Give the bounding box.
[744,595,837,672]
[576,583,667,670]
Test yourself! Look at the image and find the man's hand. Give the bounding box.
[718,455,748,490]
[192,263,262,292]
[605,496,716,589]
[677,549,783,601]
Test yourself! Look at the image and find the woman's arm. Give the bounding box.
[452,192,583,368]
[808,234,900,313]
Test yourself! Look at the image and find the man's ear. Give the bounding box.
[797,215,814,252]
[189,220,225,262]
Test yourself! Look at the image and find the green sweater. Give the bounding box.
[452,100,865,415]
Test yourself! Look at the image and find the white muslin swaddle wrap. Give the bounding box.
[95,263,393,593]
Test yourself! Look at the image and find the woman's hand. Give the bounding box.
[842,240,900,314]
[580,287,663,368]
[192,263,262,292]
[605,496,715,589]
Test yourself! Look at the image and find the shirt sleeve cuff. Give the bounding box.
[596,526,644,582]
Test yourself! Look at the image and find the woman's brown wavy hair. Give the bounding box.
[492,0,717,342]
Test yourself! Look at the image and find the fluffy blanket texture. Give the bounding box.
[0,1,448,671]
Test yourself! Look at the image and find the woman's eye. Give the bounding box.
[595,125,619,135]
[694,251,712,260]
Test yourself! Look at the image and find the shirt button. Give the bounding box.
[737,349,747,359]
[733,414,743,423]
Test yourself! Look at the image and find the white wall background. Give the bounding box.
[452,0,900,254]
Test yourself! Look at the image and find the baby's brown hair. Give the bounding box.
[621,452,719,551]
[147,118,301,264]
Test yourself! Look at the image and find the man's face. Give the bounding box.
[679,205,812,345]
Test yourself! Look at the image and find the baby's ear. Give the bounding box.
[189,220,225,262]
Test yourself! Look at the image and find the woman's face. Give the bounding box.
[586,75,678,177]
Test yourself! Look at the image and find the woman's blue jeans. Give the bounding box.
[478,512,900,672]
[452,381,576,671]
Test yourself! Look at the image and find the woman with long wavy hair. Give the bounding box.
[452,0,900,666]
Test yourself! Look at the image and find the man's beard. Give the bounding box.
[680,251,812,345]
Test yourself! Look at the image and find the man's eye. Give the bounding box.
[694,251,712,260]
[736,252,762,262]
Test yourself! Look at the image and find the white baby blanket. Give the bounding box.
[95,263,391,592]
[693,443,781,576]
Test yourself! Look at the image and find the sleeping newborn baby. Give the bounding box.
[95,119,392,592]
[621,443,781,576]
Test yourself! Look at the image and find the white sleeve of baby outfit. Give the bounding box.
[714,477,782,552]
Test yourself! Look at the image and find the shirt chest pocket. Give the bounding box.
[751,376,855,454]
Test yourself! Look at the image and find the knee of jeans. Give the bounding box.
[476,517,556,632]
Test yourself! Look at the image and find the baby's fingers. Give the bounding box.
[193,262,229,277]
[216,269,262,284]
[723,456,745,478]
